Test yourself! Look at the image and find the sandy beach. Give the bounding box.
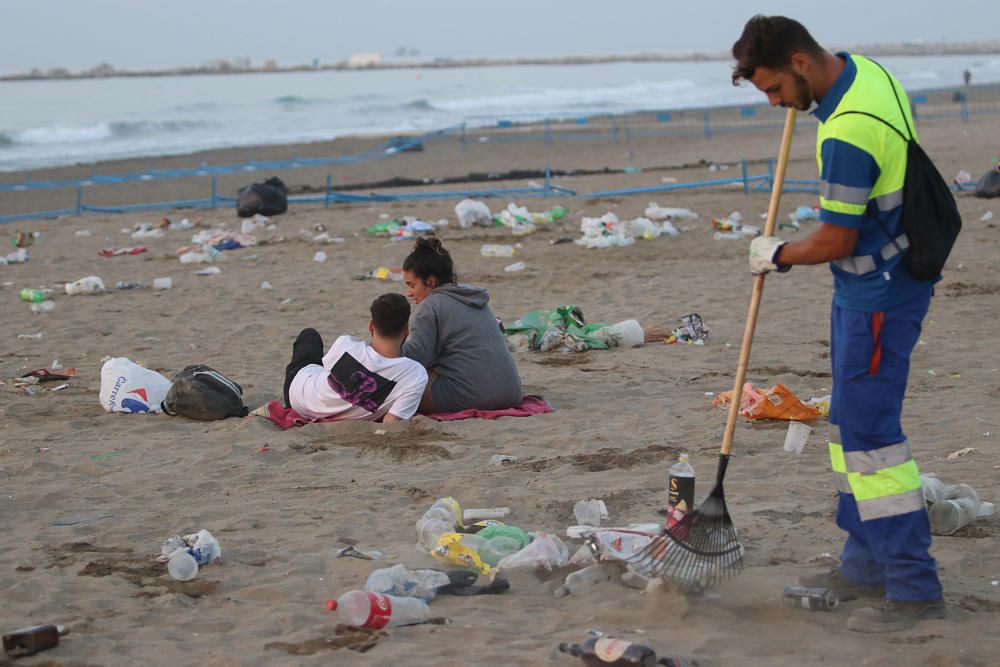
[2,112,999,666]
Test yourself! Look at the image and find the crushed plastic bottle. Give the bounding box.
[481,244,516,257]
[554,562,621,598]
[365,564,451,603]
[165,529,222,581]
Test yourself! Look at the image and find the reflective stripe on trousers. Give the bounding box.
[828,427,925,522]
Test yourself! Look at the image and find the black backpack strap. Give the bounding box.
[865,57,914,141]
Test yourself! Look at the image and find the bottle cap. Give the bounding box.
[325,599,337,611]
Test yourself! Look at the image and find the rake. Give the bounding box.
[629,108,799,591]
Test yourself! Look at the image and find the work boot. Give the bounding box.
[797,567,884,601]
[846,598,946,633]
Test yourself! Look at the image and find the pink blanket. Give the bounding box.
[252,395,553,430]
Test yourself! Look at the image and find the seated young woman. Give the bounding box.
[400,237,522,413]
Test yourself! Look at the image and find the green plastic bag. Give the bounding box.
[504,305,610,350]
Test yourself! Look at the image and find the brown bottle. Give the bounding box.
[2,624,67,656]
[558,637,659,667]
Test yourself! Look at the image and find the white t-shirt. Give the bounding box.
[288,335,428,421]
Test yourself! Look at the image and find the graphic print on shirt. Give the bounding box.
[327,353,397,413]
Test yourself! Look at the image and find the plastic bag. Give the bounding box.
[455,199,494,228]
[712,382,822,421]
[99,357,171,413]
[236,177,288,217]
[497,532,568,572]
[974,168,1000,199]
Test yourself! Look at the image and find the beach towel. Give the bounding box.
[425,395,553,421]
[251,395,553,430]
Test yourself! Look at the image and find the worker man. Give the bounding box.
[731,15,944,633]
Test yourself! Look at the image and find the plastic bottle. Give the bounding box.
[504,261,526,272]
[481,244,516,257]
[20,288,46,302]
[713,231,743,240]
[327,590,430,628]
[415,497,463,550]
[929,484,980,535]
[31,300,55,314]
[554,562,620,598]
[115,281,144,290]
[496,532,568,571]
[364,564,451,603]
[667,454,695,529]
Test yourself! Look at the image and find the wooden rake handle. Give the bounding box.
[719,107,798,457]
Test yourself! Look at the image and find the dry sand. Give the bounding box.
[1,113,999,666]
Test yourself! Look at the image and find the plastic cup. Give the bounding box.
[167,549,199,581]
[573,499,605,527]
[153,277,172,290]
[783,421,812,454]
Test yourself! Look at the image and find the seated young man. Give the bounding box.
[283,293,428,423]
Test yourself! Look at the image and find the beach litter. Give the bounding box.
[65,276,106,295]
[713,383,822,421]
[337,545,386,561]
[158,529,222,581]
[99,246,146,257]
[455,198,493,228]
[489,454,517,466]
[3,624,68,657]
[946,446,977,460]
[504,305,644,352]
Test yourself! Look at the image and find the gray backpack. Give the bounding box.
[161,365,248,420]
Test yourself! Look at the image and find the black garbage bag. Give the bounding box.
[236,176,288,217]
[974,168,1000,199]
[161,364,248,420]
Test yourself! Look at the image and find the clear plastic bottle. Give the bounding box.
[554,562,620,598]
[31,301,55,314]
[415,497,462,550]
[327,590,430,628]
[667,454,695,529]
[365,564,450,603]
[929,484,980,535]
[481,244,516,257]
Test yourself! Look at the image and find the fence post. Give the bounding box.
[544,118,552,146]
[544,163,551,197]
[612,116,619,144]
[75,187,83,217]
[961,94,969,123]
[622,114,631,143]
[325,173,332,207]
[210,177,217,209]
[741,159,749,195]
[703,110,712,141]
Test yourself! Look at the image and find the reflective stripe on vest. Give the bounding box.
[827,441,852,494]
[829,428,925,521]
[833,233,908,275]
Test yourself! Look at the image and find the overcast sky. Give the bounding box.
[2,0,998,75]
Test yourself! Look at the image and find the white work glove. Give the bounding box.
[748,236,788,274]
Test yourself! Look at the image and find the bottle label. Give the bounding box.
[364,592,393,628]
[594,637,631,662]
[667,474,695,528]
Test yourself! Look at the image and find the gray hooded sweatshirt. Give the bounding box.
[402,283,522,413]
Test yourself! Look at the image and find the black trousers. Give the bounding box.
[283,328,324,408]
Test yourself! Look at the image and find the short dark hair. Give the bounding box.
[402,237,456,286]
[731,15,824,85]
[370,292,410,338]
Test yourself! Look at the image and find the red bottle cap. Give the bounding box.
[325,599,337,611]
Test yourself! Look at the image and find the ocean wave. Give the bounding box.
[273,95,335,106]
[1,120,209,146]
[350,98,440,114]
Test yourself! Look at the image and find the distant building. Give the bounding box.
[348,52,382,68]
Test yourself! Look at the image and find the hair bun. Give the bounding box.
[414,237,446,254]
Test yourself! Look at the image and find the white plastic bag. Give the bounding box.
[99,357,171,413]
[454,199,493,228]
[497,532,569,572]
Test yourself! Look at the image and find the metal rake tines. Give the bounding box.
[629,501,744,590]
